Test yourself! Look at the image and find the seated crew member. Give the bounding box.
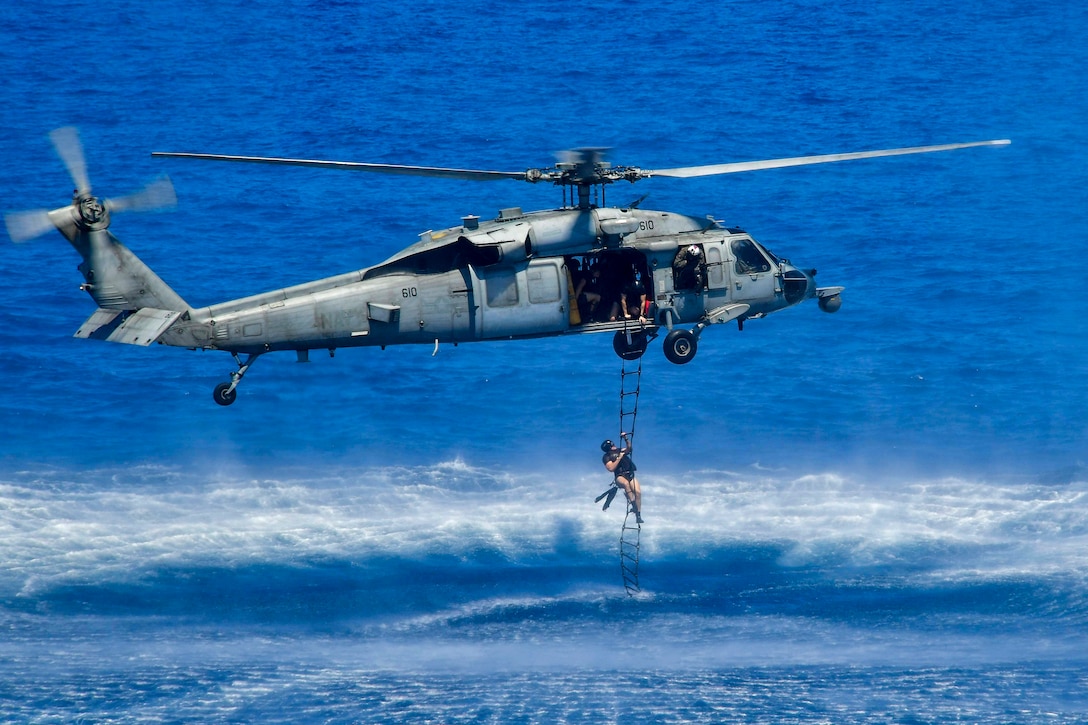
[621,271,649,323]
[601,435,643,523]
[580,263,604,321]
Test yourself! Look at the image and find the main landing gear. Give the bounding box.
[212,352,261,406]
[662,328,697,365]
[654,303,751,365]
[613,325,697,365]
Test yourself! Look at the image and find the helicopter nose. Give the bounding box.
[782,265,814,305]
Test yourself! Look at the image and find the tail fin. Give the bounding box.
[59,212,191,345]
[64,221,189,313]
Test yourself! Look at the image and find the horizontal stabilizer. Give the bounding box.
[74,307,183,346]
[75,309,124,339]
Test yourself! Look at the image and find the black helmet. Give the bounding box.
[600,439,614,452]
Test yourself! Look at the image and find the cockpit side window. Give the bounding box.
[731,238,772,274]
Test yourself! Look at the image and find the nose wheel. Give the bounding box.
[213,352,260,406]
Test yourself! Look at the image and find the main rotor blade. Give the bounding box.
[49,126,91,195]
[106,175,177,213]
[5,209,56,243]
[152,152,529,182]
[649,139,1011,178]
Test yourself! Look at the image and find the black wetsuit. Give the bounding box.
[603,449,636,480]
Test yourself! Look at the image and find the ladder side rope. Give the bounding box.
[594,322,646,595]
[617,333,643,595]
[620,509,641,595]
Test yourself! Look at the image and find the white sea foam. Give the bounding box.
[2,461,1086,597]
[645,468,1088,579]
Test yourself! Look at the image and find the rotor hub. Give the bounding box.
[76,193,109,228]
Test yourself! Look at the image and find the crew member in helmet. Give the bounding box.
[673,244,704,291]
[601,434,643,523]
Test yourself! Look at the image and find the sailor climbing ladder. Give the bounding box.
[595,323,649,594]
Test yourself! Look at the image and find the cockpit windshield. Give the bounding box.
[731,238,774,274]
[757,241,780,266]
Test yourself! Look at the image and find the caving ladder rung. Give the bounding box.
[618,352,643,441]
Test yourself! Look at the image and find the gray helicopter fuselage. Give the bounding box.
[157,205,817,355]
[12,128,1015,405]
[14,128,1013,404]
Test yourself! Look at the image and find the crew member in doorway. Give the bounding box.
[621,271,649,323]
[601,434,643,523]
[673,244,704,290]
[579,262,604,321]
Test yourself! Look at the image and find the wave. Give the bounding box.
[3,460,1087,628]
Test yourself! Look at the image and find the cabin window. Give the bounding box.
[527,265,560,304]
[485,270,519,307]
[732,238,772,274]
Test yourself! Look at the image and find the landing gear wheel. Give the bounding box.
[663,329,697,365]
[213,382,237,406]
[613,330,648,360]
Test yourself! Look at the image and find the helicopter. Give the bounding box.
[6,127,1009,406]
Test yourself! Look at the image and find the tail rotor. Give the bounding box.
[49,125,92,197]
[4,126,176,244]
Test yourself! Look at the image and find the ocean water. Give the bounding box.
[2,0,1087,722]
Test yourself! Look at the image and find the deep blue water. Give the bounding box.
[2,0,1087,722]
